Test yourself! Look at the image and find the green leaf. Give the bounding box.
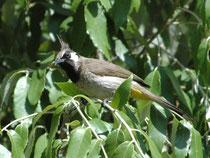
[85,1,111,60]
[13,76,37,127]
[131,0,141,13]
[55,81,83,97]
[87,139,102,158]
[34,133,48,158]
[71,0,83,12]
[85,102,101,119]
[145,69,161,95]
[46,104,66,158]
[174,120,192,158]
[196,41,210,86]
[66,127,92,158]
[148,104,168,152]
[0,69,25,107]
[110,75,133,110]
[15,123,28,150]
[45,70,66,104]
[100,0,112,11]
[109,0,132,30]
[205,0,210,27]
[112,141,134,158]
[171,117,179,154]
[7,130,25,158]
[189,128,203,158]
[69,4,86,52]
[137,128,162,158]
[0,144,11,158]
[104,129,125,157]
[163,67,192,113]
[89,118,112,139]
[28,68,46,105]
[114,38,137,69]
[37,2,72,16]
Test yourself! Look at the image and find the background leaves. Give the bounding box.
[0,0,209,157]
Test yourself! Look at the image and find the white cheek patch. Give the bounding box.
[70,52,79,62]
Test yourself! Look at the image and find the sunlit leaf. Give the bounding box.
[66,127,92,158]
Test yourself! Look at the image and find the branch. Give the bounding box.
[102,101,146,158]
[71,98,108,158]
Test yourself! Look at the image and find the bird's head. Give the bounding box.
[55,36,80,68]
[55,36,81,82]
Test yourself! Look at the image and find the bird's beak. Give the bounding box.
[55,58,65,65]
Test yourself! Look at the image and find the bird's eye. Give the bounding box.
[64,51,71,58]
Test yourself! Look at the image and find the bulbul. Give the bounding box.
[55,36,192,121]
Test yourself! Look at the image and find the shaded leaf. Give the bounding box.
[174,120,192,158]
[109,0,132,30]
[46,104,66,157]
[85,1,111,60]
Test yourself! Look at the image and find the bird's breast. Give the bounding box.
[75,71,126,99]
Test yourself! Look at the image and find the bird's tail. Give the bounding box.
[131,86,193,121]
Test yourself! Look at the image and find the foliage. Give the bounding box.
[0,0,209,157]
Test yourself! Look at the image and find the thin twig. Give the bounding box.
[1,113,38,133]
[103,102,146,158]
[71,98,108,158]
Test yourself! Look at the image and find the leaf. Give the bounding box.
[137,128,162,158]
[131,0,141,13]
[114,38,137,69]
[112,141,134,158]
[0,69,25,108]
[46,104,66,158]
[69,4,86,52]
[37,2,72,16]
[85,1,111,60]
[110,75,133,110]
[34,133,48,158]
[0,144,11,158]
[7,130,25,158]
[55,81,83,97]
[100,0,112,11]
[196,41,210,86]
[104,129,125,157]
[28,68,46,105]
[109,0,132,30]
[87,139,102,158]
[174,120,192,158]
[189,128,203,158]
[89,118,112,139]
[15,123,28,150]
[163,67,192,113]
[148,104,168,152]
[205,0,210,27]
[45,70,65,104]
[145,69,161,95]
[13,76,37,127]
[85,102,101,119]
[66,127,92,158]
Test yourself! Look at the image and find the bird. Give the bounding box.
[55,36,193,121]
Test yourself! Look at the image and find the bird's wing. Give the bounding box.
[83,57,150,88]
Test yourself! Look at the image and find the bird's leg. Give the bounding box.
[102,97,113,107]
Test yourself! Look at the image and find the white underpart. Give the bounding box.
[76,73,139,99]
